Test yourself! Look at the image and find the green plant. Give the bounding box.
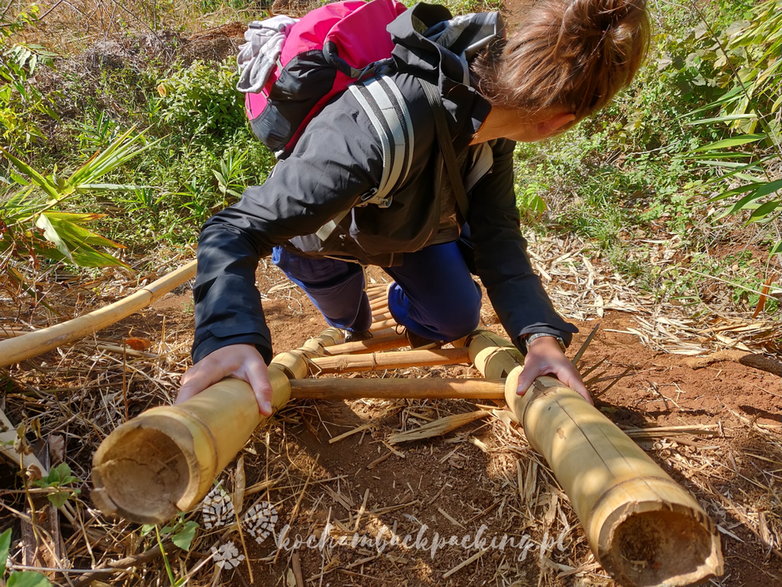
[140,516,199,587]
[0,7,58,149]
[0,128,152,268]
[685,0,782,253]
[31,463,80,508]
[155,59,246,147]
[0,528,52,586]
[515,179,547,224]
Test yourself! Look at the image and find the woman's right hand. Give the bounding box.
[178,344,274,416]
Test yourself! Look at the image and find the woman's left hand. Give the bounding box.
[515,336,593,404]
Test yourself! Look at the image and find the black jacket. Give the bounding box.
[191,4,577,363]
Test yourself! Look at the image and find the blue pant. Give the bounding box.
[271,242,482,342]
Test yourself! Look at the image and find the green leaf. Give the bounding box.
[7,571,53,587]
[47,491,71,509]
[33,463,79,488]
[711,179,782,202]
[35,213,128,268]
[1,528,11,576]
[771,241,782,255]
[693,134,766,152]
[171,521,198,551]
[685,113,757,126]
[748,200,781,223]
[0,145,59,200]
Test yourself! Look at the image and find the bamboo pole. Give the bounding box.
[289,377,504,400]
[309,347,470,373]
[463,331,722,586]
[0,261,197,368]
[369,318,398,331]
[91,328,343,524]
[321,332,407,355]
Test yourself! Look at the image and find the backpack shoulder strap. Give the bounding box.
[315,75,414,241]
[416,78,469,218]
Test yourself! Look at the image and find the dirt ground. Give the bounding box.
[4,250,780,586]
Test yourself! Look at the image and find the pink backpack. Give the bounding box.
[237,0,407,156]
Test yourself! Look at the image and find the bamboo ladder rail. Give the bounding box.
[461,330,723,587]
[0,261,197,368]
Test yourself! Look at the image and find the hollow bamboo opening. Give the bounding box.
[602,505,719,586]
[92,416,202,524]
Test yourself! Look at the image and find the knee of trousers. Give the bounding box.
[401,281,482,341]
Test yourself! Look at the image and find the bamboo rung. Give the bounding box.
[322,333,407,355]
[309,348,470,373]
[370,318,398,331]
[290,377,504,399]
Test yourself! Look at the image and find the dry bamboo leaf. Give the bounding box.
[388,410,490,444]
[233,455,246,514]
[328,421,375,444]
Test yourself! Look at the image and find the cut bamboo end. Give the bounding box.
[504,366,723,586]
[594,480,723,586]
[92,373,289,523]
[92,328,344,523]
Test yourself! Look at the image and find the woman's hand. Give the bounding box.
[178,344,274,415]
[516,336,593,405]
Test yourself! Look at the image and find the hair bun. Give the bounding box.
[561,0,646,43]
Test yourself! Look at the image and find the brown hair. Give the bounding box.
[473,0,650,119]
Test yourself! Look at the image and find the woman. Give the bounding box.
[178,0,650,414]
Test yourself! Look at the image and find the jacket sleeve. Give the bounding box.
[191,97,382,363]
[466,139,578,351]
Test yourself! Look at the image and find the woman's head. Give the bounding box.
[473,0,650,120]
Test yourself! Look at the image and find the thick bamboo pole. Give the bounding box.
[0,261,197,368]
[91,328,343,524]
[309,347,470,373]
[463,331,722,586]
[289,377,504,399]
[504,368,723,585]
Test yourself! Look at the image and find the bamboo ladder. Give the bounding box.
[1,266,722,586]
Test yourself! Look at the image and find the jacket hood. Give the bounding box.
[388,3,503,145]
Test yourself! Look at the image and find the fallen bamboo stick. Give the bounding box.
[309,347,470,373]
[388,410,490,444]
[0,261,197,368]
[91,328,342,524]
[463,328,723,586]
[289,377,504,399]
[0,408,48,478]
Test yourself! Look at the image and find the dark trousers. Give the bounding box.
[271,242,482,341]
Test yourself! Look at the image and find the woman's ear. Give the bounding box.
[538,112,577,139]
